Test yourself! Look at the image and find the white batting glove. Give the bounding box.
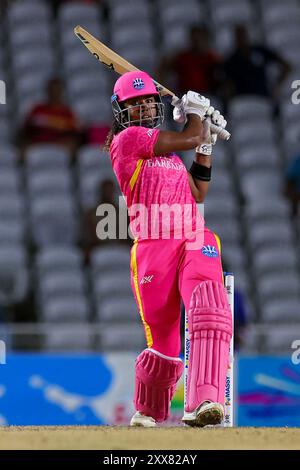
[196,111,227,155]
[172,91,211,122]
[183,91,211,120]
[205,108,227,145]
[173,104,186,123]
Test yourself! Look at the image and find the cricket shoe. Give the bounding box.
[130,411,156,428]
[182,401,224,428]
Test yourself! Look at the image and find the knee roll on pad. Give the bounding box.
[186,280,232,412]
[134,348,183,422]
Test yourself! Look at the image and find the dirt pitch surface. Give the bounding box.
[0,426,299,450]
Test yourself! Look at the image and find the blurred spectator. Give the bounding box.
[284,153,300,217]
[158,25,223,97]
[0,0,9,15]
[52,0,97,15]
[83,179,131,261]
[86,123,111,146]
[20,77,82,158]
[223,25,291,101]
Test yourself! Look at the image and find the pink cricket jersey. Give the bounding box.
[110,126,203,240]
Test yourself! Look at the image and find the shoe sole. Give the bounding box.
[182,406,224,428]
[130,418,156,428]
[130,422,156,428]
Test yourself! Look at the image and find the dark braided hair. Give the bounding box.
[104,120,124,152]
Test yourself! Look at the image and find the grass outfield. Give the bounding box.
[0,427,299,450]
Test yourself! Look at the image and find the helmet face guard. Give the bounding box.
[111,71,165,129]
[111,94,164,129]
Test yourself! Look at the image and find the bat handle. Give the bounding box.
[172,96,231,141]
[210,123,231,141]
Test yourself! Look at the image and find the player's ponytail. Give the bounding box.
[104,120,123,151]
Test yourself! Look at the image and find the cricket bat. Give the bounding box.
[74,25,230,141]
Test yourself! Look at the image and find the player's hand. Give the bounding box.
[206,109,227,145]
[172,95,187,123]
[172,92,211,122]
[196,111,227,155]
[173,104,186,123]
[183,91,211,120]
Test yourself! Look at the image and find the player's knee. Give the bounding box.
[188,280,232,338]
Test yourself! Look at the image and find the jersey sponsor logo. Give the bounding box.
[147,158,185,171]
[133,78,145,90]
[201,245,219,258]
[140,275,154,284]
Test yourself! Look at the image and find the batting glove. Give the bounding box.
[172,91,211,123]
[173,104,186,124]
[205,108,227,145]
[196,111,227,155]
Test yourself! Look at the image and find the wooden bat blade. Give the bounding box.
[74,26,139,74]
[74,25,174,97]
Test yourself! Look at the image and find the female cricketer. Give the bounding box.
[106,70,232,427]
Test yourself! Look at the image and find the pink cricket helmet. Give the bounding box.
[111,71,164,129]
[113,71,159,102]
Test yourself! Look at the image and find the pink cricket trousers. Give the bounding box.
[130,228,223,357]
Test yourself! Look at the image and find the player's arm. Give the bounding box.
[154,115,203,154]
[188,151,211,203]
[154,92,210,155]
[188,111,227,202]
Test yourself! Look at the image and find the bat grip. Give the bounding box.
[210,123,231,141]
[172,96,231,141]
